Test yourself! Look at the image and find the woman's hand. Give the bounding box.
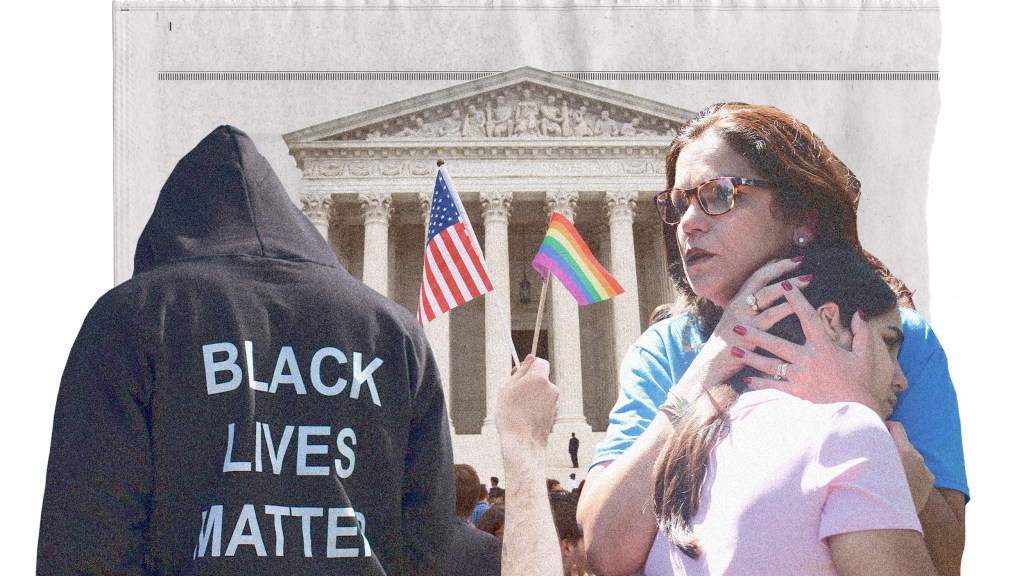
[730,277,878,407]
[886,421,935,514]
[672,256,810,402]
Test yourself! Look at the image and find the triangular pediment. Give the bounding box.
[284,67,695,146]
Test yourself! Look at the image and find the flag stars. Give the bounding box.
[426,176,461,242]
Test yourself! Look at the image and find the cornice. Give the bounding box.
[283,66,695,147]
[289,139,669,170]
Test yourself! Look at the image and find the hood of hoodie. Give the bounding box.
[133,125,339,276]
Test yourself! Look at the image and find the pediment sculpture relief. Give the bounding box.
[351,86,677,141]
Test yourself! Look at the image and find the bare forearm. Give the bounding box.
[919,488,966,576]
[500,444,562,576]
[496,356,564,575]
[830,529,938,576]
[577,412,676,575]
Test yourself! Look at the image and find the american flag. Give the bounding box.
[417,168,494,326]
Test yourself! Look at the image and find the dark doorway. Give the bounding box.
[512,329,548,365]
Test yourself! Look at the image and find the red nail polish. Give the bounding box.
[790,255,805,263]
[857,307,865,320]
[799,274,813,282]
[782,280,793,291]
[733,325,747,336]
[731,347,745,358]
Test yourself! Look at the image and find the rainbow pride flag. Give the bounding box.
[532,212,625,306]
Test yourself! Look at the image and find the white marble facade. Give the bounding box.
[285,68,682,471]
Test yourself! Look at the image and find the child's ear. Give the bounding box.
[818,302,853,349]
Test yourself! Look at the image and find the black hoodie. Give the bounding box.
[38,126,454,575]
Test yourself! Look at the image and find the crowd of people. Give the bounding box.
[441,463,589,576]
[38,103,966,575]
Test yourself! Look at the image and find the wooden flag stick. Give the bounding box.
[531,273,552,357]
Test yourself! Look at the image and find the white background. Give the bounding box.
[3,2,1018,571]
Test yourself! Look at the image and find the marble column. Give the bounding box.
[419,191,454,431]
[648,226,678,308]
[358,191,392,296]
[605,190,643,373]
[479,191,514,434]
[300,189,349,268]
[545,191,591,432]
[300,190,332,241]
[596,229,619,420]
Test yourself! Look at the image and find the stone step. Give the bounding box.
[450,428,605,492]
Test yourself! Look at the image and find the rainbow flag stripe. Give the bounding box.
[532,212,625,306]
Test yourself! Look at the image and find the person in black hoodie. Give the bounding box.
[38,126,454,575]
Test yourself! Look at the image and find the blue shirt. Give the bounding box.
[591,307,969,500]
[469,501,489,526]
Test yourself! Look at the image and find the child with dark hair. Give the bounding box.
[648,247,933,575]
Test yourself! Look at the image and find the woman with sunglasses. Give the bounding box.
[576,103,967,575]
[648,245,932,575]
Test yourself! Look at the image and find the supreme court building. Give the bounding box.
[106,0,939,505]
[282,68,689,471]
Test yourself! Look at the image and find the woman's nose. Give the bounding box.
[679,195,709,236]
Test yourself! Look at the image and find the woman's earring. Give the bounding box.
[797,236,807,246]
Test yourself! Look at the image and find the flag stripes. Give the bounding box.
[531,212,624,306]
[419,224,492,322]
[417,170,494,326]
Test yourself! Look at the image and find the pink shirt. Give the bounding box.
[644,389,921,576]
